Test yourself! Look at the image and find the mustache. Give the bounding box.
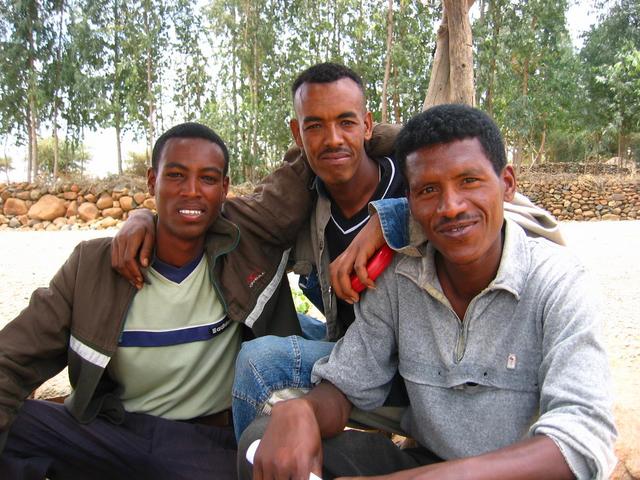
[320,147,351,156]
[435,213,479,230]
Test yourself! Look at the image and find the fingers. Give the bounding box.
[330,250,358,304]
[140,230,154,268]
[111,229,141,289]
[110,212,156,289]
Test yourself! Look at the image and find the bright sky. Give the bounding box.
[4,0,601,183]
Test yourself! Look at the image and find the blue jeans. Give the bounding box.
[231,335,334,441]
[297,312,327,340]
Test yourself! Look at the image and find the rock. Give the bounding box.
[28,194,67,221]
[33,370,71,401]
[70,184,80,192]
[99,216,118,228]
[33,222,45,231]
[583,210,595,218]
[53,217,67,227]
[29,189,42,200]
[66,200,78,218]
[119,196,135,211]
[63,191,78,200]
[96,194,113,210]
[143,198,156,210]
[16,191,31,200]
[46,223,60,231]
[611,193,626,202]
[602,214,620,221]
[0,214,8,225]
[84,193,97,203]
[17,214,29,226]
[133,192,146,204]
[3,198,28,216]
[8,217,20,228]
[102,207,123,219]
[78,202,100,222]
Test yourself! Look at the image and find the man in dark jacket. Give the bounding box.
[0,122,313,480]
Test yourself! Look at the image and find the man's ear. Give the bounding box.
[222,176,229,201]
[289,118,303,148]
[363,111,373,141]
[501,165,517,202]
[147,167,157,196]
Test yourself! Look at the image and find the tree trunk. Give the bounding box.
[52,0,65,180]
[115,120,123,176]
[381,0,394,123]
[530,124,546,170]
[485,0,502,115]
[113,0,123,174]
[26,11,38,182]
[144,4,156,163]
[423,0,476,110]
[28,91,38,181]
[392,64,401,123]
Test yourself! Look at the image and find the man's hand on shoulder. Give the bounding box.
[111,209,156,289]
[252,398,323,480]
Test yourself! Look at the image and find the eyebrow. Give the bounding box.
[455,167,485,178]
[302,111,358,123]
[163,162,223,175]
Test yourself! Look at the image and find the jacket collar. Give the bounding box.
[204,214,241,260]
[396,219,530,301]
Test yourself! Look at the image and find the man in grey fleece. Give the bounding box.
[239,104,617,480]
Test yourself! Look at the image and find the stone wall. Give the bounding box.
[1,174,639,230]
[517,174,640,221]
[0,181,155,231]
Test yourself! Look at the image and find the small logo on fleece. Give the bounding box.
[247,271,265,288]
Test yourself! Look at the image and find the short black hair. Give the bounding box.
[395,104,506,176]
[151,122,229,175]
[291,62,365,100]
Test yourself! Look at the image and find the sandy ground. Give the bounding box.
[0,221,638,425]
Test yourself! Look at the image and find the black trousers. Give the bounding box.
[238,415,441,480]
[0,399,237,480]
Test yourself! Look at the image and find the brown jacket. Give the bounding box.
[0,150,314,449]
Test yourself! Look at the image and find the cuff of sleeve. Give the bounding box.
[369,198,409,250]
[532,424,614,480]
[0,429,8,453]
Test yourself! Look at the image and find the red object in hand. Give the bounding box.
[350,244,394,293]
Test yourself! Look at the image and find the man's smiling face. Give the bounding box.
[289,78,372,189]
[406,137,516,270]
[148,137,228,248]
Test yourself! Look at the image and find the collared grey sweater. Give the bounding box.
[312,220,617,479]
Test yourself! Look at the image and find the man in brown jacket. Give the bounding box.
[0,122,313,480]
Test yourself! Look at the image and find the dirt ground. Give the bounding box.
[0,222,638,475]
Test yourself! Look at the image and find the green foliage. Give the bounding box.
[291,286,312,315]
[1,0,640,177]
[0,155,12,182]
[125,150,149,176]
[202,0,440,182]
[37,137,90,175]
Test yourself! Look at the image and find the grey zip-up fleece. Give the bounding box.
[313,220,617,479]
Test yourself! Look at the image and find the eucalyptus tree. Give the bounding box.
[474,0,576,168]
[581,0,640,161]
[170,0,210,123]
[0,0,55,181]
